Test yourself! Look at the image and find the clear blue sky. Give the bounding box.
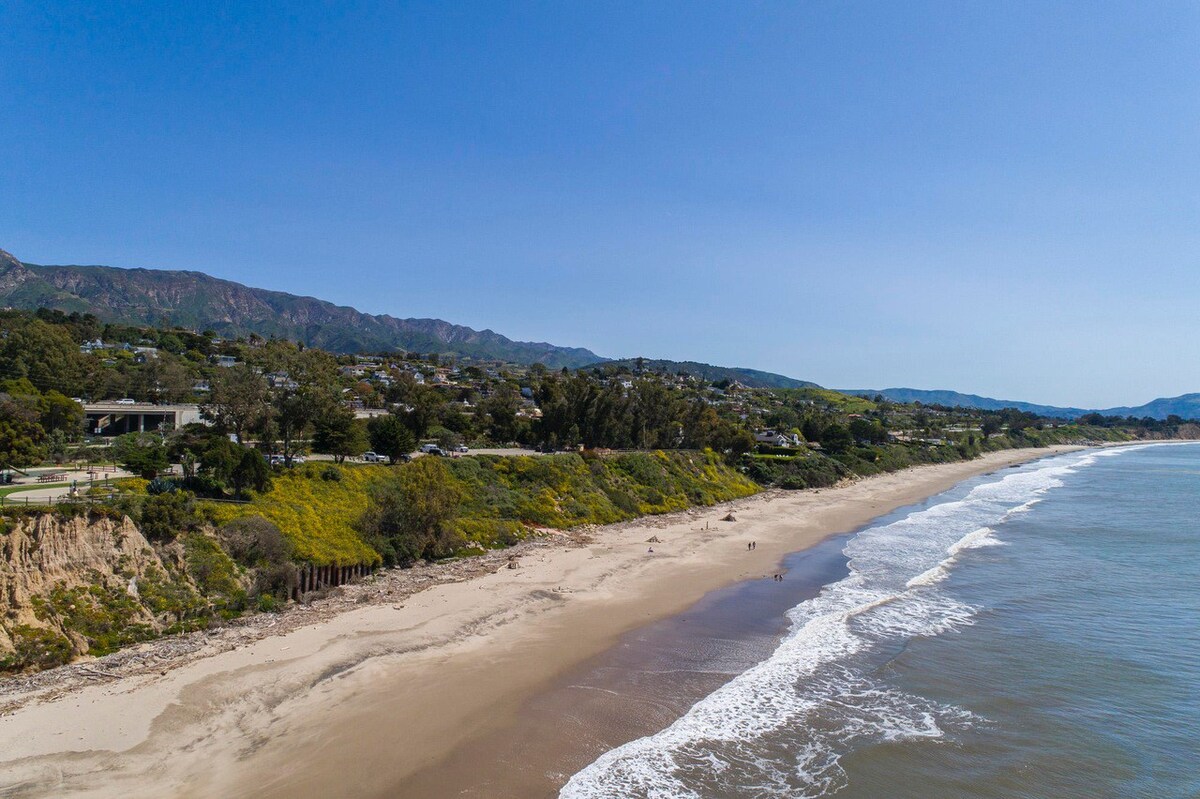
[3,2,1198,407]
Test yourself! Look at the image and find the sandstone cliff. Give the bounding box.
[0,513,203,670]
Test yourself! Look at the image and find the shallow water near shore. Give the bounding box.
[561,443,1200,798]
[393,525,856,798]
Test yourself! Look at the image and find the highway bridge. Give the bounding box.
[84,402,204,436]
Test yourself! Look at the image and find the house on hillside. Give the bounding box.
[754,429,802,447]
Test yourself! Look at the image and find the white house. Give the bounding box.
[754,429,801,447]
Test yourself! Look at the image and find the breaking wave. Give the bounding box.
[560,449,1128,798]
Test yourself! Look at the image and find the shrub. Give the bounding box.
[139,491,202,542]
[184,534,246,613]
[219,516,292,568]
[358,457,465,565]
[0,625,73,672]
[40,583,157,656]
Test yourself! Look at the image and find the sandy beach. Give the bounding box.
[0,446,1080,798]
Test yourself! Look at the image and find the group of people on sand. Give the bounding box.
[747,541,784,581]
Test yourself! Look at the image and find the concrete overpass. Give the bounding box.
[85,402,204,436]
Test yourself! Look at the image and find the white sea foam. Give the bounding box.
[559,448,1139,799]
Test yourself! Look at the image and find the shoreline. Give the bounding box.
[0,446,1083,798]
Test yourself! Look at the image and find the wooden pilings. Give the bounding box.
[294,561,375,598]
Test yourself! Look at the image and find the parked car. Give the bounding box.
[361,451,385,463]
[455,445,469,453]
[115,398,136,405]
[420,444,445,456]
[269,454,305,466]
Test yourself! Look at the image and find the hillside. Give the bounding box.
[1101,393,1200,420]
[843,387,1090,418]
[845,387,1200,421]
[596,358,818,389]
[0,248,604,368]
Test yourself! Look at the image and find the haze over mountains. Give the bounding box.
[846,388,1200,422]
[3,247,1196,418]
[0,248,602,369]
[0,248,809,388]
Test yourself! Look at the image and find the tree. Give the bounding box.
[821,423,854,454]
[0,316,85,395]
[357,457,463,565]
[110,432,169,478]
[203,365,269,444]
[264,349,340,463]
[849,418,886,445]
[480,386,521,443]
[230,448,272,497]
[135,355,193,404]
[980,417,1002,440]
[45,429,70,465]
[200,437,242,487]
[367,414,417,463]
[40,391,84,439]
[312,407,368,463]
[0,392,44,468]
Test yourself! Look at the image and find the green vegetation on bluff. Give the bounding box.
[205,450,758,567]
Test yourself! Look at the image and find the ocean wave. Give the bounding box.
[559,449,1130,799]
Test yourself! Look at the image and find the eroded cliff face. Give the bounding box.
[0,513,194,669]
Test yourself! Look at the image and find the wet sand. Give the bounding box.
[396,531,856,798]
[0,447,1079,798]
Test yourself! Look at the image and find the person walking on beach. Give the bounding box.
[748,542,752,551]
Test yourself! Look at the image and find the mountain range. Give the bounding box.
[3,248,1191,415]
[0,248,602,368]
[845,387,1200,422]
[0,248,822,389]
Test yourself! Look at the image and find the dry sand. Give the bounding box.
[0,446,1080,798]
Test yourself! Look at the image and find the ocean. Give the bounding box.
[560,444,1200,798]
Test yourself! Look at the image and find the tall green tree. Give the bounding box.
[367,414,416,463]
[230,448,272,497]
[312,407,368,463]
[203,365,269,444]
[40,391,84,439]
[0,392,44,468]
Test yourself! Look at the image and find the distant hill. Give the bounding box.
[597,358,819,389]
[842,388,1090,418]
[1101,393,1200,420]
[843,387,1200,421]
[0,248,604,368]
